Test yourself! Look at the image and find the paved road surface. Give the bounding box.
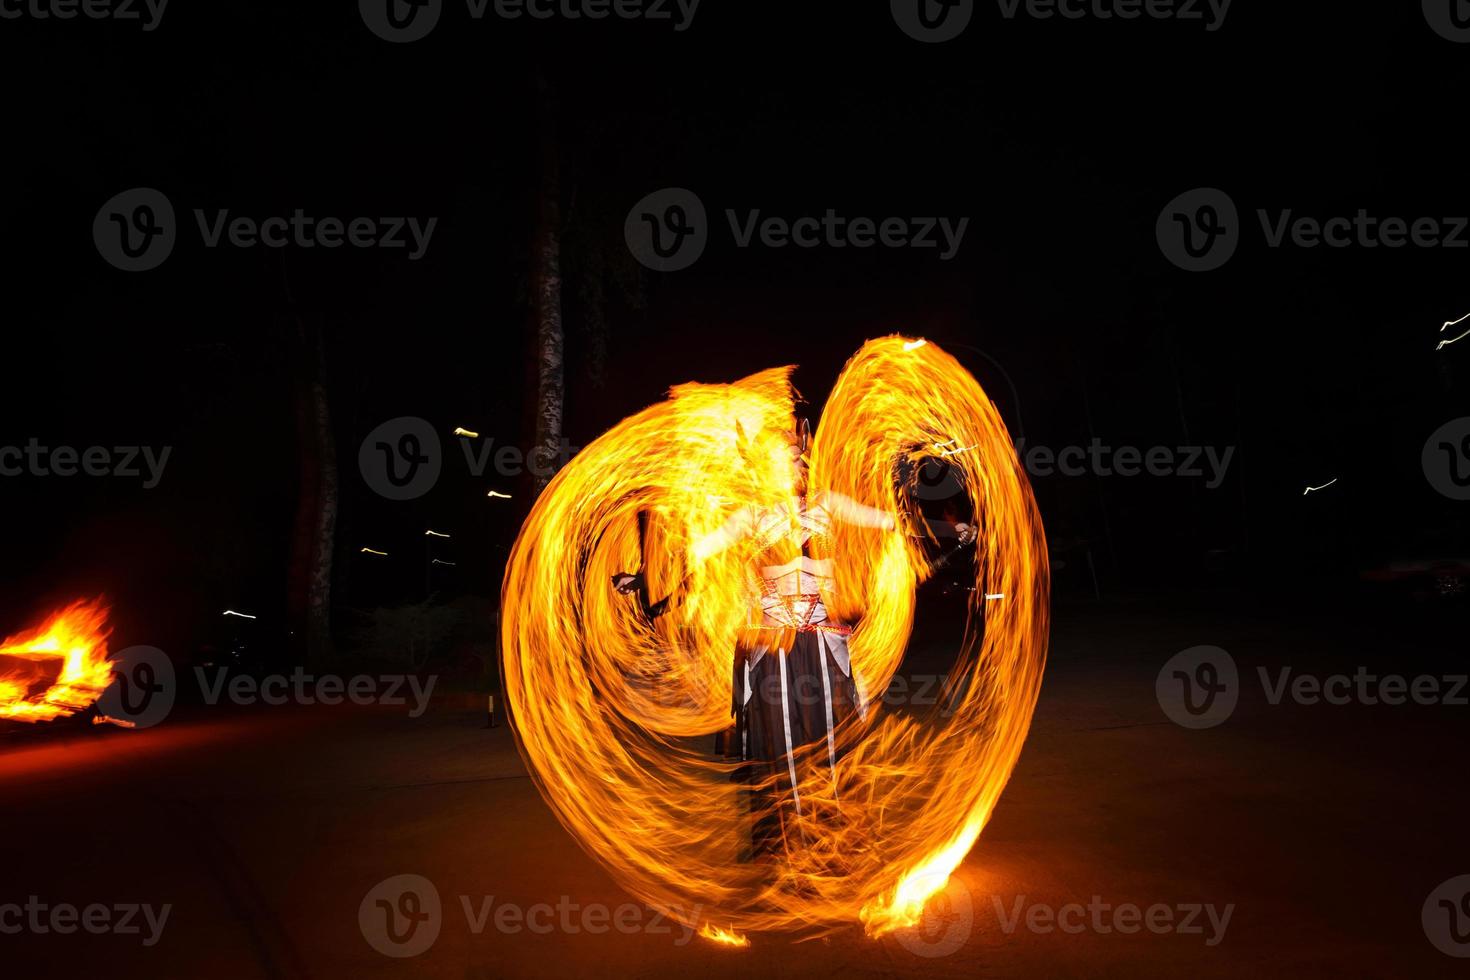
[3,595,1464,977]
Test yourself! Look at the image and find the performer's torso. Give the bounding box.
[748,496,845,632]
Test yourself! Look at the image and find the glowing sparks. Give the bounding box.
[360,547,389,556]
[500,336,1049,940]
[903,338,928,351]
[425,529,451,538]
[454,427,481,438]
[698,925,751,948]
[222,609,257,619]
[985,592,1005,600]
[487,490,513,499]
[932,438,978,457]
[0,599,113,723]
[1437,313,1470,351]
[1302,478,1338,496]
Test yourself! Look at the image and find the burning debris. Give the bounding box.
[0,598,113,724]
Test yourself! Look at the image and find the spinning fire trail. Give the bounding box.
[500,336,1049,943]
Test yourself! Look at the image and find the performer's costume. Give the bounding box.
[615,441,970,860]
[692,490,896,858]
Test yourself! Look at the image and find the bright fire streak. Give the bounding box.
[425,530,451,538]
[487,490,513,499]
[454,427,481,438]
[361,547,389,556]
[0,599,113,723]
[222,609,257,619]
[501,336,1049,939]
[1438,313,1469,351]
[1302,478,1338,495]
[903,338,928,351]
[861,818,980,935]
[697,924,750,948]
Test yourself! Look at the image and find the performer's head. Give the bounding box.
[787,417,811,492]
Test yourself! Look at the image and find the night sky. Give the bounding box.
[2,2,1466,656]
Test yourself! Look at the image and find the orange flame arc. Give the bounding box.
[501,336,1049,939]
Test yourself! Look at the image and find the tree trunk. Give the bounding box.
[288,319,338,667]
[531,71,564,491]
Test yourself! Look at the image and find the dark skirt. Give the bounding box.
[716,631,861,857]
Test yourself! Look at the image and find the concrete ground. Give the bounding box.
[3,593,1465,977]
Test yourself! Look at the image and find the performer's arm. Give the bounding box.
[822,490,977,544]
[612,505,753,612]
[688,505,754,562]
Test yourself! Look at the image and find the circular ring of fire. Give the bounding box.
[501,336,1049,943]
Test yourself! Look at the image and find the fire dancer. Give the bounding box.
[614,419,976,861]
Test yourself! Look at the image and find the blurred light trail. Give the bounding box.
[1437,313,1469,351]
[501,336,1049,942]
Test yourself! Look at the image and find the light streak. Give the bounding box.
[360,547,389,556]
[1438,313,1470,351]
[487,490,513,499]
[425,530,451,538]
[454,427,481,438]
[222,610,258,619]
[1302,478,1338,496]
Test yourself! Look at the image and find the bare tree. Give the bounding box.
[287,315,338,667]
[531,70,564,492]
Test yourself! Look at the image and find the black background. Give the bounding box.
[2,0,1467,657]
